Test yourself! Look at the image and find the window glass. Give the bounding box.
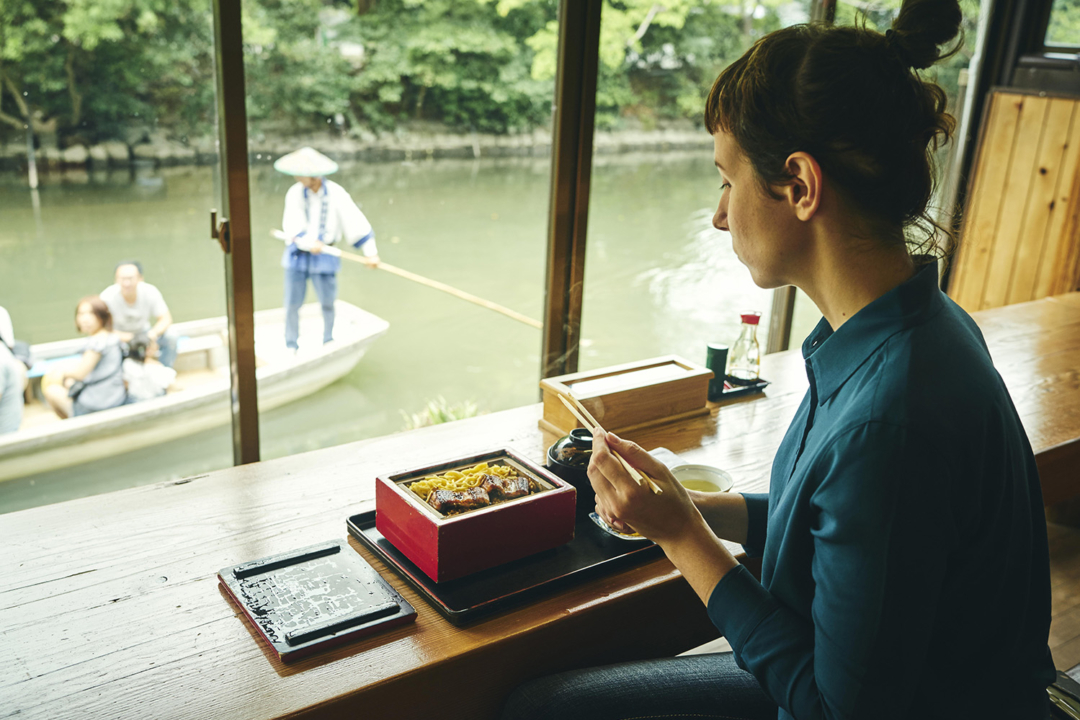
[579,1,814,373]
[244,0,558,460]
[786,0,987,351]
[0,0,229,513]
[1046,0,1080,47]
[835,0,983,204]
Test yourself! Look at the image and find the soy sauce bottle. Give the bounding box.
[727,312,761,382]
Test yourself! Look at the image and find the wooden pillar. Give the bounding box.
[540,0,602,379]
[213,0,260,464]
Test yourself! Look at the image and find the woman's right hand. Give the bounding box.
[589,431,702,546]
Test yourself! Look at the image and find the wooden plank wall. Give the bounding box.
[950,90,1080,312]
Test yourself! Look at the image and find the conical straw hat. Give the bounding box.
[273,147,339,177]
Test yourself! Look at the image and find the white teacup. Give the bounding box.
[671,464,733,493]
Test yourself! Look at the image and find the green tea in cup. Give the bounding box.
[671,464,733,493]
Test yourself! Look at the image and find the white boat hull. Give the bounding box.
[0,302,388,481]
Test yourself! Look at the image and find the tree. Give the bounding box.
[0,0,216,146]
[511,0,790,128]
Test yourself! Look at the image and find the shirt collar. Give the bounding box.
[801,260,943,405]
[301,181,328,199]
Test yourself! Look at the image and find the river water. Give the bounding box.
[0,151,784,513]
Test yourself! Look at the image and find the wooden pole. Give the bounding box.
[337,251,543,330]
[272,230,541,330]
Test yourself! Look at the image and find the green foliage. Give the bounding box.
[1046,0,1080,47]
[835,0,982,122]
[0,0,215,142]
[401,396,481,430]
[0,0,986,146]
[522,0,781,128]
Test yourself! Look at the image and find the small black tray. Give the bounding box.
[711,376,770,401]
[347,509,663,626]
[218,539,417,661]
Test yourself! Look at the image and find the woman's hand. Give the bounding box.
[588,430,703,546]
[591,430,741,605]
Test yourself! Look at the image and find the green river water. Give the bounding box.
[0,151,790,514]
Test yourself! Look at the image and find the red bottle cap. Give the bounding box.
[740,312,761,325]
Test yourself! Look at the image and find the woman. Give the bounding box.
[44,297,127,419]
[501,1,1054,718]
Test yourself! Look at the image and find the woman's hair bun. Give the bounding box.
[888,0,963,69]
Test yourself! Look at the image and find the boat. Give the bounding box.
[0,301,389,482]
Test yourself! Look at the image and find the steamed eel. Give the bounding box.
[481,473,530,500]
[428,486,490,513]
[411,462,537,514]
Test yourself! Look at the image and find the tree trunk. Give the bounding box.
[65,47,83,128]
[415,85,427,120]
[743,0,756,38]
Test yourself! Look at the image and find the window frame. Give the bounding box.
[210,0,1063,464]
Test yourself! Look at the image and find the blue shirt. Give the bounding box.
[708,263,1054,719]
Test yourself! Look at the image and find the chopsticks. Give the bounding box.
[556,393,663,495]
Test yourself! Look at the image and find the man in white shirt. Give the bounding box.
[276,147,379,350]
[100,261,178,367]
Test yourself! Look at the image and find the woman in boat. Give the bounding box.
[501,0,1054,718]
[43,297,127,419]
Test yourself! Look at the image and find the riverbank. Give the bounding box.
[0,122,712,173]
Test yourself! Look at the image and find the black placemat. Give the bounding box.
[347,509,663,625]
[218,539,416,661]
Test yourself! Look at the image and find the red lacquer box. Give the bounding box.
[375,448,577,583]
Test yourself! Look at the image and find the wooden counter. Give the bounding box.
[1,293,1078,719]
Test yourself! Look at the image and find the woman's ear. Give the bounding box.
[784,152,822,222]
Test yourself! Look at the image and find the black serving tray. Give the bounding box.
[712,375,770,401]
[347,509,663,626]
[218,539,417,661]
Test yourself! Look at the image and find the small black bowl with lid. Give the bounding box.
[546,428,594,515]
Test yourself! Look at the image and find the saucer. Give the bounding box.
[589,512,651,542]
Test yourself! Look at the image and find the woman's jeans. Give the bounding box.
[500,652,777,720]
[284,269,337,349]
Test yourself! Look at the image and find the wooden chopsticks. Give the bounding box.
[556,393,663,495]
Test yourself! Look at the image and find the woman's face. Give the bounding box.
[76,303,102,335]
[712,131,800,289]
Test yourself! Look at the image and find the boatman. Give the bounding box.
[275,147,379,351]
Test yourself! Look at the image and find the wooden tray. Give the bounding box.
[348,509,662,626]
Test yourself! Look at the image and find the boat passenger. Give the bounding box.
[100,261,178,368]
[501,1,1054,719]
[43,297,127,419]
[122,333,176,403]
[274,147,380,351]
[0,340,26,434]
[0,305,13,351]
